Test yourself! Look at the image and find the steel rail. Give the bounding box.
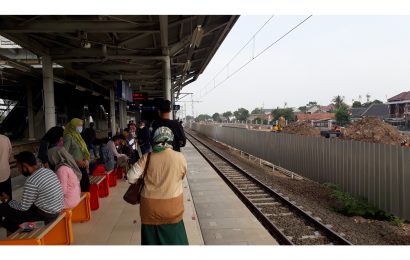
[185,130,352,245]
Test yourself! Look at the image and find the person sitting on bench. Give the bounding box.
[0,151,64,233]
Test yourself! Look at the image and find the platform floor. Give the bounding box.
[183,141,277,245]
[2,141,277,245]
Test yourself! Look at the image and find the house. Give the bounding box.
[306,104,334,114]
[385,91,410,128]
[349,103,390,123]
[295,113,335,127]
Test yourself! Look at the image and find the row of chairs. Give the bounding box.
[0,165,125,245]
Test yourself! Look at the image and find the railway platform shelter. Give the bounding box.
[0,15,278,245]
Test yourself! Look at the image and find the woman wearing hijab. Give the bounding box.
[63,118,90,192]
[127,126,188,245]
[37,126,65,168]
[48,145,82,209]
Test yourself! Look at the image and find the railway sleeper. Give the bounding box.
[253,202,280,206]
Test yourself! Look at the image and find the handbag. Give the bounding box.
[123,153,151,205]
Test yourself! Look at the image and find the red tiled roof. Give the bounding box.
[295,113,335,121]
[388,91,410,102]
[320,104,335,111]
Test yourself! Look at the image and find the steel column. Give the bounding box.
[26,85,35,140]
[110,87,116,135]
[42,55,56,131]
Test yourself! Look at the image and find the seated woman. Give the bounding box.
[48,143,82,209]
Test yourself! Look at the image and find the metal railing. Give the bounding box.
[191,123,410,221]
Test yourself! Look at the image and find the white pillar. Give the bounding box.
[110,87,116,135]
[26,85,35,140]
[42,56,56,131]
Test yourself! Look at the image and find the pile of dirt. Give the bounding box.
[341,117,410,145]
[282,121,320,136]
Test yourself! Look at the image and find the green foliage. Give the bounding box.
[362,99,383,107]
[298,106,307,113]
[233,108,250,122]
[335,105,350,126]
[307,101,317,107]
[185,115,194,121]
[251,108,263,114]
[222,111,233,120]
[324,182,405,225]
[271,108,295,121]
[195,114,211,122]
[332,95,347,110]
[352,101,362,108]
[212,113,221,122]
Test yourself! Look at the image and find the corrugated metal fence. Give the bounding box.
[191,123,410,221]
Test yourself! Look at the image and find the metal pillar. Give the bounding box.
[26,85,35,140]
[163,56,171,101]
[119,100,126,130]
[42,55,56,131]
[110,87,116,135]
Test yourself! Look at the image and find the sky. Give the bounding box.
[180,15,410,117]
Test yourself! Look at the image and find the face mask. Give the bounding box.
[22,167,30,177]
[76,126,83,133]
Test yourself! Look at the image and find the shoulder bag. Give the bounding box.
[123,153,151,205]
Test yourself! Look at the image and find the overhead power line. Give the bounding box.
[198,15,313,98]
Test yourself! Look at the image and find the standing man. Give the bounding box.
[151,100,186,152]
[0,133,12,200]
[137,121,151,155]
[0,151,64,233]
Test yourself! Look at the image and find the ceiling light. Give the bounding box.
[5,60,31,72]
[190,25,204,48]
[75,85,87,91]
[54,77,65,84]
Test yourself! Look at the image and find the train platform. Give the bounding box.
[182,141,277,245]
[1,141,277,245]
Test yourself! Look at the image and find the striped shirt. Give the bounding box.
[9,168,64,214]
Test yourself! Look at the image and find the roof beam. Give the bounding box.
[97,74,161,80]
[0,21,160,33]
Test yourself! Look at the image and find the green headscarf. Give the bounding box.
[64,118,90,160]
[152,126,174,153]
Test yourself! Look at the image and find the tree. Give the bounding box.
[251,108,263,114]
[352,101,362,108]
[233,108,250,122]
[195,114,211,122]
[212,113,221,122]
[362,99,384,107]
[306,101,317,107]
[271,108,295,121]
[335,105,350,126]
[298,106,307,113]
[332,95,346,110]
[222,111,233,121]
[186,115,194,121]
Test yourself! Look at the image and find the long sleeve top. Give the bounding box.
[8,168,64,214]
[55,165,81,209]
[107,140,125,158]
[64,135,85,161]
[127,150,187,225]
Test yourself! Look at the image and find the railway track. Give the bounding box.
[185,130,352,245]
